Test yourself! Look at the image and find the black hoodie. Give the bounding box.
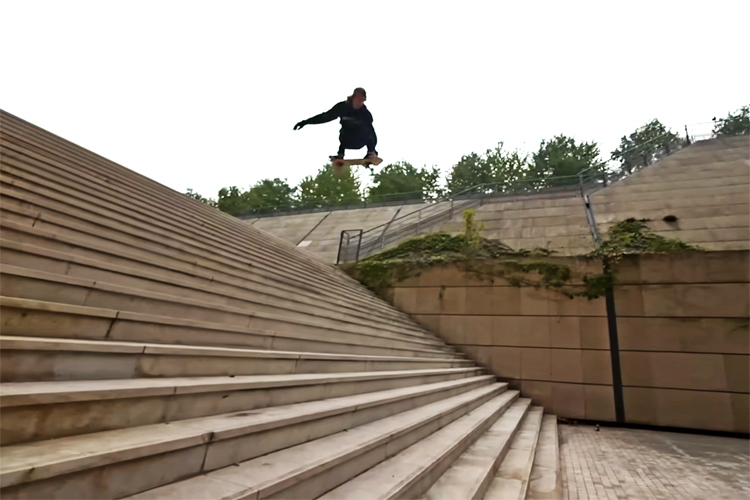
[303,100,374,135]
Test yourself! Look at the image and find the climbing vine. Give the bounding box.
[344,213,701,300]
[591,218,700,265]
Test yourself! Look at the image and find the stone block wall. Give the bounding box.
[384,251,749,433]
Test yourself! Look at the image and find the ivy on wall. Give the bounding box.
[344,211,701,300]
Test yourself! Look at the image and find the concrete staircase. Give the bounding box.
[0,109,562,499]
[591,135,750,251]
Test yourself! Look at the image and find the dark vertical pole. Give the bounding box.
[684,125,692,145]
[336,231,345,265]
[355,230,363,262]
[603,259,626,423]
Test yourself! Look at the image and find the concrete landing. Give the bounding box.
[559,424,749,500]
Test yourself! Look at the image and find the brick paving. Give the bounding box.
[559,424,749,500]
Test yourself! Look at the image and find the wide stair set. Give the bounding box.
[0,109,562,499]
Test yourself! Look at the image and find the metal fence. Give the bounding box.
[336,176,586,264]
[337,124,725,263]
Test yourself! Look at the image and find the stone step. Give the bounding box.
[0,234,431,340]
[0,139,385,310]
[593,196,749,220]
[325,397,529,500]
[127,386,515,500]
[0,335,470,383]
[0,367,483,445]
[478,205,585,220]
[642,227,750,246]
[0,266,450,354]
[0,128,362,289]
[593,200,748,221]
[603,171,749,193]
[593,183,749,203]
[0,217,416,329]
[526,414,563,500]
[483,406,544,499]
[0,182,409,324]
[418,399,532,500]
[0,298,459,362]
[0,380,506,499]
[634,151,749,171]
[598,214,749,233]
[0,154,399,326]
[0,120,344,280]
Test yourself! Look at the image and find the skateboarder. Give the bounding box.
[293,87,378,161]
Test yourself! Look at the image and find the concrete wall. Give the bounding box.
[439,192,594,256]
[249,136,748,263]
[383,250,749,434]
[591,135,750,251]
[612,250,749,433]
[243,203,430,263]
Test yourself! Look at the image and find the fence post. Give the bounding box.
[355,230,362,262]
[417,210,421,234]
[684,125,692,145]
[336,230,347,265]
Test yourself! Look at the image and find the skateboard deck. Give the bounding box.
[330,156,383,178]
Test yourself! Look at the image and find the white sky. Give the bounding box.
[2,1,748,199]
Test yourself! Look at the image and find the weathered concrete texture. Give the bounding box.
[559,424,750,500]
[245,203,431,263]
[386,251,749,433]
[591,135,749,252]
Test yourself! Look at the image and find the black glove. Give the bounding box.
[294,121,307,130]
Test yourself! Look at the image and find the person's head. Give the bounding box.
[349,87,366,108]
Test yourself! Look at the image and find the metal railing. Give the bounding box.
[336,229,363,264]
[337,174,587,263]
[576,127,696,246]
[337,123,722,262]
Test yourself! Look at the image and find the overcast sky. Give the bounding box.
[2,1,747,198]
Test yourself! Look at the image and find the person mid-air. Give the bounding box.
[294,87,379,166]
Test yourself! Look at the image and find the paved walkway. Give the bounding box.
[559,424,749,500]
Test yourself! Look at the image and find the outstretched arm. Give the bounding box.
[305,103,344,124]
[294,102,344,130]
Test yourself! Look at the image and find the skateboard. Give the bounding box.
[330,156,383,178]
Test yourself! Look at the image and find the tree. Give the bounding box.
[713,105,749,137]
[528,135,601,187]
[215,178,296,216]
[483,145,530,192]
[368,162,443,202]
[446,143,531,195]
[611,119,683,175]
[296,164,362,209]
[217,186,247,215]
[445,152,493,194]
[185,188,217,208]
[243,178,295,214]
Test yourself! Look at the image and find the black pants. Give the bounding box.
[338,127,377,157]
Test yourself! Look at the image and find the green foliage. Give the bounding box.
[590,218,701,263]
[346,214,703,302]
[367,161,443,202]
[244,178,296,213]
[346,208,561,293]
[611,119,684,175]
[712,105,749,137]
[217,186,246,215]
[528,135,601,188]
[446,143,530,194]
[296,164,362,209]
[185,188,217,208]
[216,178,296,216]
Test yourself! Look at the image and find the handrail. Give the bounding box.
[337,122,716,263]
